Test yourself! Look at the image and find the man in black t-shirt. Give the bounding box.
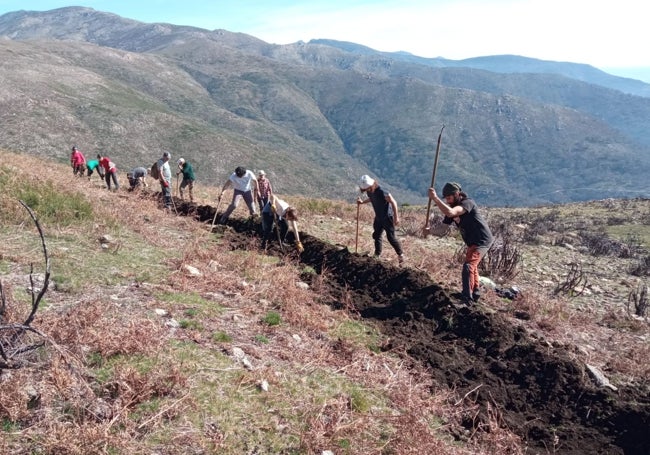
[429,182,494,304]
[357,175,404,264]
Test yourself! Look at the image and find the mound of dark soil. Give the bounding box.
[188,201,650,455]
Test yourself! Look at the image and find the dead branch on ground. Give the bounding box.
[0,200,50,370]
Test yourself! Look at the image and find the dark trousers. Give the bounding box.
[220,189,256,223]
[258,197,269,213]
[160,182,171,208]
[105,170,119,190]
[261,210,288,243]
[372,216,402,256]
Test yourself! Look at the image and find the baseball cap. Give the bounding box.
[359,175,375,190]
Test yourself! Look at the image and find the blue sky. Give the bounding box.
[1,0,649,82]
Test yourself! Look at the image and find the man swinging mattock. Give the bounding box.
[218,166,259,224]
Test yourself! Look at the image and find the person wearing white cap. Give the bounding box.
[357,175,404,264]
[176,158,196,202]
[256,170,273,212]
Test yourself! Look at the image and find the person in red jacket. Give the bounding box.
[256,170,273,212]
[70,146,86,177]
[97,154,119,191]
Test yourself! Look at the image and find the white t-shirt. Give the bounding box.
[276,198,290,218]
[229,170,256,192]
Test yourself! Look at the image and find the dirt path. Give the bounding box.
[190,201,649,455]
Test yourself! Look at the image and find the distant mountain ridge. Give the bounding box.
[0,7,648,206]
[310,39,650,98]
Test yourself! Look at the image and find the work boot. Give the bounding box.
[462,293,474,305]
[451,292,474,306]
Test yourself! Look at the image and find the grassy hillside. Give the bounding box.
[1,7,650,207]
[0,149,648,453]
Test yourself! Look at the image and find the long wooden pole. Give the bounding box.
[423,125,445,236]
[355,202,360,253]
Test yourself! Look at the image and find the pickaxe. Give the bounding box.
[422,125,445,237]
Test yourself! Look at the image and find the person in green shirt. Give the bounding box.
[176,158,196,202]
[86,158,105,181]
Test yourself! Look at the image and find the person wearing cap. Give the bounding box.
[70,146,86,177]
[156,152,173,209]
[261,195,303,253]
[97,154,119,191]
[429,182,494,304]
[127,166,149,190]
[176,158,195,202]
[357,175,404,264]
[256,170,273,212]
[218,166,258,224]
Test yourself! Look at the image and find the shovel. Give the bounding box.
[422,125,445,237]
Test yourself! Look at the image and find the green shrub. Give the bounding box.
[9,181,94,225]
[179,319,203,330]
[254,334,269,344]
[262,311,281,326]
[212,331,232,343]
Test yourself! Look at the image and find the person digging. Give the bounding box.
[428,182,494,304]
[261,195,303,253]
[357,175,404,265]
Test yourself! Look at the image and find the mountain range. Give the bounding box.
[0,6,649,206]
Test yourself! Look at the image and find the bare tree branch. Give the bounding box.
[0,201,50,371]
[19,200,50,327]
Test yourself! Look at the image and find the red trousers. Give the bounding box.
[464,245,484,295]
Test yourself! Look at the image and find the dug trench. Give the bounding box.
[182,200,649,454]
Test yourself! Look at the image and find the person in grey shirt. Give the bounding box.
[128,166,149,190]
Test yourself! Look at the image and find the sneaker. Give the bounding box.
[472,289,481,302]
[398,254,405,265]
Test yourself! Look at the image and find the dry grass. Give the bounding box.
[0,148,648,453]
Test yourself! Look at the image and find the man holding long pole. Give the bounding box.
[428,182,493,304]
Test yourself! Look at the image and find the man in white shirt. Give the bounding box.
[219,166,258,224]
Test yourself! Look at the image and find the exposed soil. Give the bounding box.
[189,201,650,455]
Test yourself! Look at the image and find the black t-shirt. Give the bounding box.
[443,197,493,247]
[368,186,392,219]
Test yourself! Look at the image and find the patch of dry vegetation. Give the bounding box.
[1,149,648,453]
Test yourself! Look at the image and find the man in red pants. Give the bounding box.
[429,182,493,304]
